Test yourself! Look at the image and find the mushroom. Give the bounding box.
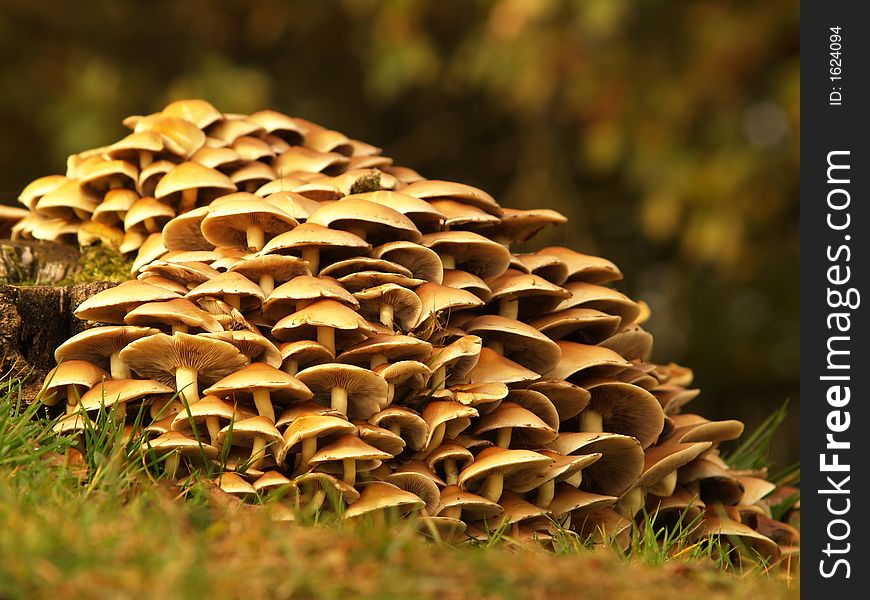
[504,450,603,509]
[162,206,214,251]
[295,472,360,515]
[457,447,553,503]
[124,197,175,234]
[215,416,284,471]
[203,362,312,422]
[427,335,482,388]
[572,380,665,449]
[280,414,357,473]
[485,269,571,319]
[120,332,248,406]
[553,281,641,327]
[308,434,393,486]
[79,378,174,422]
[201,330,283,369]
[530,308,622,344]
[307,197,422,245]
[186,271,266,312]
[337,334,432,370]
[468,208,567,247]
[373,360,431,405]
[228,254,311,296]
[473,402,557,449]
[146,430,218,480]
[55,325,160,379]
[272,299,376,356]
[426,443,474,486]
[261,222,370,275]
[263,275,358,322]
[535,247,622,284]
[464,315,562,374]
[344,481,426,524]
[400,180,502,217]
[124,298,223,334]
[201,193,298,251]
[40,361,108,410]
[74,281,182,324]
[369,407,428,452]
[170,394,243,446]
[155,161,236,213]
[296,363,388,420]
[420,231,510,279]
[547,432,645,497]
[420,401,479,455]
[372,241,444,283]
[279,340,334,376]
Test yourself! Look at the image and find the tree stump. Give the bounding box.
[0,239,82,285]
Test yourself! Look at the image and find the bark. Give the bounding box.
[0,239,81,285]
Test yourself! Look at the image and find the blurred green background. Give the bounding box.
[0,0,799,469]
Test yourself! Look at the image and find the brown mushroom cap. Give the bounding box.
[599,324,654,362]
[200,330,282,369]
[55,326,160,373]
[555,282,641,327]
[272,299,376,348]
[204,362,312,403]
[18,174,69,210]
[401,180,502,217]
[441,269,492,302]
[296,363,389,420]
[458,447,553,498]
[414,282,485,327]
[421,401,479,449]
[369,406,429,452]
[201,193,298,250]
[338,334,432,368]
[273,146,349,176]
[74,280,182,324]
[545,341,631,381]
[185,271,266,312]
[421,231,511,280]
[120,332,248,402]
[280,415,357,462]
[666,414,745,444]
[638,441,714,490]
[474,402,558,448]
[40,361,109,406]
[548,483,618,517]
[427,335,483,387]
[523,379,591,422]
[693,512,780,562]
[384,471,441,515]
[578,380,666,449]
[309,434,393,475]
[547,432,644,496]
[464,315,562,374]
[279,340,335,373]
[79,378,173,412]
[536,247,622,284]
[216,416,284,457]
[354,283,423,332]
[162,206,214,251]
[229,254,311,288]
[351,190,444,232]
[319,256,413,280]
[344,481,426,519]
[261,222,370,271]
[154,161,235,203]
[531,308,622,344]
[372,241,443,283]
[307,197,422,245]
[471,208,567,244]
[35,179,99,219]
[466,348,540,386]
[170,394,243,436]
[124,298,223,333]
[147,430,219,459]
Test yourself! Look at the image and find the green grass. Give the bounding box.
[0,376,799,599]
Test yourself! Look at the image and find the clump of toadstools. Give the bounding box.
[15,100,798,564]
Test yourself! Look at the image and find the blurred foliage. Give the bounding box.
[0,0,799,464]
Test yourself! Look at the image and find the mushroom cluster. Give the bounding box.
[17,100,797,562]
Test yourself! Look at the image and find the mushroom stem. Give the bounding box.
[180,188,198,213]
[205,416,220,445]
[494,235,510,247]
[144,217,160,233]
[616,486,645,518]
[171,324,189,334]
[386,382,395,405]
[564,471,582,488]
[300,437,318,470]
[317,326,336,355]
[488,340,504,355]
[283,359,299,376]
[246,226,265,252]
[331,386,348,415]
[496,428,512,448]
[301,248,320,275]
[224,294,241,310]
[388,423,401,437]
[175,366,200,406]
[535,479,555,508]
[65,384,84,409]
[433,366,447,389]
[164,452,180,480]
[252,389,275,422]
[443,459,459,485]
[440,254,456,269]
[259,274,276,296]
[109,352,130,379]
[348,227,367,241]
[480,472,504,502]
[380,304,395,330]
[342,458,357,486]
[440,506,461,520]
[580,409,604,433]
[499,297,519,320]
[648,470,678,497]
[307,489,327,513]
[139,151,153,169]
[249,435,266,469]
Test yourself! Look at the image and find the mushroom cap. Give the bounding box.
[524,379,591,422]
[309,433,393,467]
[124,298,223,333]
[427,335,483,386]
[161,99,222,129]
[53,411,93,435]
[436,383,509,412]
[694,513,780,561]
[548,483,618,517]
[335,270,426,293]
[308,197,422,244]
[40,361,109,404]
[547,432,644,497]
[356,422,407,456]
[581,380,666,448]
[279,340,335,369]
[530,308,622,343]
[555,282,641,327]
[272,299,376,344]
[372,241,443,283]
[415,282,485,325]
[667,414,745,444]
[504,389,560,431]
[231,138,276,164]
[185,272,266,311]
[474,402,558,447]
[487,269,571,314]
[421,231,511,280]
[435,484,504,519]
[467,348,540,386]
[276,401,346,428]
[344,481,426,519]
[147,116,207,158]
[248,110,305,143]
[138,160,175,196]
[264,275,358,321]
[191,146,243,170]
[465,315,562,374]
[170,395,242,431]
[441,269,492,302]
[514,253,569,285]
[493,491,550,527]
[140,260,221,288]
[147,430,219,458]
[677,459,745,505]
[162,206,213,251]
[429,199,500,229]
[426,442,474,475]
[369,407,429,451]
[351,190,445,232]
[229,254,311,285]
[35,179,99,219]
[216,472,258,498]
[123,197,175,232]
[458,447,554,491]
[154,161,235,200]
[120,332,248,389]
[201,330,282,369]
[320,256,413,280]
[374,360,431,389]
[261,222,370,260]
[471,208,567,244]
[506,450,602,493]
[421,401,479,447]
[401,180,502,217]
[18,174,69,210]
[737,476,777,506]
[296,363,389,420]
[74,280,182,324]
[638,441,714,489]
[201,194,298,248]
[295,472,360,504]
[252,470,297,496]
[384,471,441,514]
[599,324,654,362]
[215,416,284,452]
[281,415,357,459]
[338,334,432,366]
[273,147,349,176]
[536,247,622,284]
[80,378,173,411]
[204,362,313,404]
[305,128,353,155]
[354,284,423,332]
[545,341,632,381]
[55,325,161,368]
